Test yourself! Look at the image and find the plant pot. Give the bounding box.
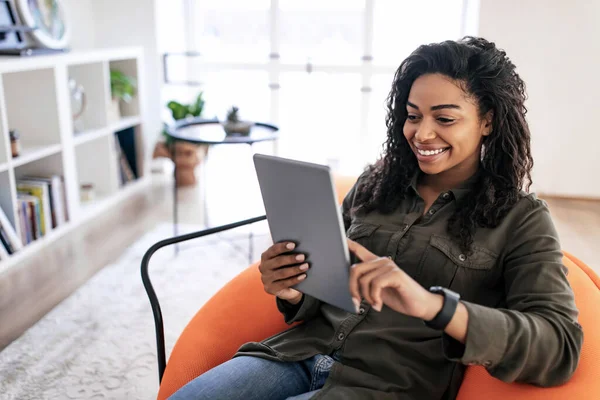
[172,142,208,187]
[108,97,121,123]
[152,141,171,159]
[223,121,252,136]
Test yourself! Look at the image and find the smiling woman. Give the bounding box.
[404,74,492,179]
[169,37,582,400]
[354,37,532,254]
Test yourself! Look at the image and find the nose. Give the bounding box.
[414,120,437,142]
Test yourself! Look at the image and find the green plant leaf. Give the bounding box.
[110,69,137,102]
[167,101,189,120]
[189,92,205,117]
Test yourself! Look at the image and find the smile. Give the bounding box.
[416,147,450,156]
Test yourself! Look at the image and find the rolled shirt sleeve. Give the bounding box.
[276,294,322,324]
[443,196,583,386]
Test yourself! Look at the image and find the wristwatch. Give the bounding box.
[423,286,460,330]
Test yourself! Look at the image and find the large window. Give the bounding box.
[163,0,470,174]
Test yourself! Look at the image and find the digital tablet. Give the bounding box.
[253,153,357,314]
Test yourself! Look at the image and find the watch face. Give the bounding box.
[429,286,444,294]
[429,286,460,300]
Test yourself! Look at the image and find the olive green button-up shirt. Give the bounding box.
[235,173,583,399]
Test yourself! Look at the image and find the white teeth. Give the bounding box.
[417,148,447,156]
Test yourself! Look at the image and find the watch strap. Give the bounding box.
[424,286,460,330]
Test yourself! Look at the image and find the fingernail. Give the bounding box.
[352,297,360,312]
[286,243,295,250]
[374,304,382,312]
[295,254,305,262]
[299,263,309,271]
[297,274,307,281]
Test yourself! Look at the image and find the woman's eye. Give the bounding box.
[407,115,419,121]
[437,117,455,124]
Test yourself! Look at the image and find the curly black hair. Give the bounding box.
[353,36,534,254]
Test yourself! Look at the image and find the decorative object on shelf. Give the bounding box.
[68,77,86,133]
[109,69,137,123]
[16,0,70,49]
[80,183,95,203]
[9,129,20,158]
[0,0,67,56]
[223,106,252,136]
[0,1,28,51]
[153,92,208,187]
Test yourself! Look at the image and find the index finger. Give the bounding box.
[347,239,378,262]
[263,241,296,260]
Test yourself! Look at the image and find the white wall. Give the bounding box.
[62,0,96,50]
[61,0,163,157]
[90,0,163,157]
[478,0,600,198]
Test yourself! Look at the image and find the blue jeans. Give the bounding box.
[169,354,336,400]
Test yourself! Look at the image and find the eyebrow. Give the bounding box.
[406,101,462,111]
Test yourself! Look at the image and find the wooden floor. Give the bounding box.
[0,172,598,351]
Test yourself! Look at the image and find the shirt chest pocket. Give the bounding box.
[416,234,500,301]
[346,222,386,263]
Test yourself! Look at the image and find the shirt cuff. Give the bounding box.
[276,296,305,324]
[442,301,509,369]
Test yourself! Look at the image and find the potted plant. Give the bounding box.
[109,69,137,122]
[223,106,252,136]
[153,92,209,187]
[165,92,205,122]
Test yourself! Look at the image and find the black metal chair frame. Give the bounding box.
[141,215,266,383]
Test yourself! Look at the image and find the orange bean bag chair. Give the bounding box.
[157,177,600,400]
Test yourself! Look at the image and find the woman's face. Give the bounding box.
[403,73,491,178]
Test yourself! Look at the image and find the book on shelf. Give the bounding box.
[22,175,68,226]
[17,194,41,243]
[114,136,136,186]
[17,200,29,244]
[116,127,139,178]
[0,205,23,255]
[17,180,52,236]
[0,227,13,255]
[14,175,69,245]
[0,233,9,260]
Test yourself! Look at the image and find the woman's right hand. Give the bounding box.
[259,242,310,305]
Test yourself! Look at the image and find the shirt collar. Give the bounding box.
[408,170,480,202]
[449,171,481,202]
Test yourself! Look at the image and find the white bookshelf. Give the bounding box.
[0,47,150,273]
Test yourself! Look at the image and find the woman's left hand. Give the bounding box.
[348,239,443,320]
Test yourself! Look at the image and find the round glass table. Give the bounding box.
[168,119,280,145]
[165,118,279,260]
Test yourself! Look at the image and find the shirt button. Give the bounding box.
[458,254,466,262]
[359,308,365,315]
[337,333,345,341]
[428,209,435,215]
[483,361,492,367]
[403,225,409,231]
[442,192,450,199]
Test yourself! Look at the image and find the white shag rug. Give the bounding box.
[0,222,272,400]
